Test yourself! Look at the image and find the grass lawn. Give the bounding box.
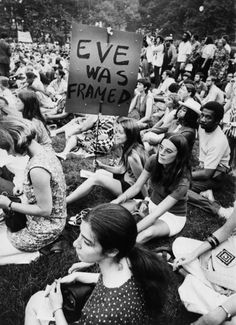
[0,134,235,325]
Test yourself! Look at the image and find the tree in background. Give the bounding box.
[0,0,235,43]
[139,0,235,41]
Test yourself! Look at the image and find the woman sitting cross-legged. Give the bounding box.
[24,203,169,325]
[0,117,66,264]
[66,117,148,206]
[112,133,191,244]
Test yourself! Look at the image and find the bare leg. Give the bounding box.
[57,135,78,160]
[136,219,170,244]
[67,174,123,204]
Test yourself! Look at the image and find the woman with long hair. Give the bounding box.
[66,117,148,205]
[113,132,191,243]
[199,36,216,80]
[17,90,52,149]
[143,99,200,154]
[25,203,169,325]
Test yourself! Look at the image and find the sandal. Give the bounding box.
[68,208,91,226]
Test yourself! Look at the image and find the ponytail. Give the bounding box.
[128,244,169,318]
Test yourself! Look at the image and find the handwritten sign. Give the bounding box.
[66,23,142,116]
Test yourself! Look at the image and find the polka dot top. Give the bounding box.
[77,275,150,325]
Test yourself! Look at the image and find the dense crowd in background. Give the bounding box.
[0,28,236,324]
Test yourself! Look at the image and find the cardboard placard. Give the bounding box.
[17,31,32,43]
[66,23,142,116]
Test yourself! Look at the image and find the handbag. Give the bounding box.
[2,192,27,232]
[61,281,95,323]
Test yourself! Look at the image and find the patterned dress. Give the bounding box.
[8,149,66,251]
[77,276,150,325]
[209,47,230,78]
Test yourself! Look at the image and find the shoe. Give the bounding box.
[68,208,91,226]
[218,206,234,219]
[68,148,95,159]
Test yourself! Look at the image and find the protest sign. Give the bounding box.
[17,31,32,43]
[66,23,143,116]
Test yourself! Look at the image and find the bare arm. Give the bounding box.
[139,95,153,124]
[174,206,236,268]
[137,195,178,232]
[128,154,148,197]
[192,168,215,180]
[0,167,52,217]
[112,169,150,204]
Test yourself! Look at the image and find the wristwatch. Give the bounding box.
[219,305,232,321]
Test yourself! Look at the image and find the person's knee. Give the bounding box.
[172,236,187,257]
[93,174,105,186]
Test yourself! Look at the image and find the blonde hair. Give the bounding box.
[0,116,36,154]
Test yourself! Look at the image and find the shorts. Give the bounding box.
[147,197,186,236]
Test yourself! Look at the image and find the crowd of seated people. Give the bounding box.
[0,31,236,325]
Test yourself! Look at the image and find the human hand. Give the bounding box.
[48,281,63,312]
[173,253,196,271]
[13,185,23,196]
[93,159,103,169]
[0,195,11,209]
[68,262,94,274]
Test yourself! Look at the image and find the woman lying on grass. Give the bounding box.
[25,203,169,325]
[112,132,191,244]
[66,117,148,206]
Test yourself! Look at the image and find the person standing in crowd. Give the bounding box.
[174,31,192,81]
[25,203,169,325]
[187,34,201,77]
[0,33,11,77]
[209,38,230,79]
[199,36,216,80]
[222,34,231,54]
[152,35,165,88]
[162,36,177,72]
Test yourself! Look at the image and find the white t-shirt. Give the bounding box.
[198,126,230,170]
[177,41,192,63]
[201,44,216,59]
[152,44,164,67]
